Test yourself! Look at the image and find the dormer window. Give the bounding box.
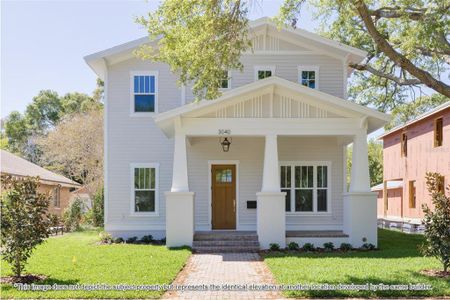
[220,71,230,89]
[298,66,319,89]
[130,71,158,115]
[254,66,275,81]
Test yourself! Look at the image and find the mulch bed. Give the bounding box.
[1,274,48,284]
[420,269,450,278]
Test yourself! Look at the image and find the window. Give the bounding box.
[280,162,330,213]
[401,132,408,157]
[131,163,158,215]
[53,185,61,208]
[254,66,275,81]
[434,117,443,147]
[298,66,319,89]
[220,71,230,89]
[409,180,416,208]
[130,72,158,114]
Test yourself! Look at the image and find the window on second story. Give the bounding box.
[401,132,408,157]
[254,66,275,81]
[131,72,157,114]
[298,66,319,89]
[220,71,230,89]
[434,117,443,147]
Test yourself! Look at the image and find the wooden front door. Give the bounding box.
[211,164,236,230]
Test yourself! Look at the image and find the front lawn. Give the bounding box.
[263,229,450,298]
[1,231,191,299]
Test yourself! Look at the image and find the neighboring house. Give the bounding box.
[85,17,390,250]
[70,185,93,213]
[373,101,450,225]
[0,150,81,216]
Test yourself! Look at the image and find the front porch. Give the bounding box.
[156,77,389,250]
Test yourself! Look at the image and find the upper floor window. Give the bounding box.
[254,66,275,81]
[220,71,230,89]
[130,71,158,115]
[401,132,407,157]
[434,117,443,147]
[131,163,159,215]
[298,66,319,89]
[280,162,330,213]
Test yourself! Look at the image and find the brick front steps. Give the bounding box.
[193,231,260,253]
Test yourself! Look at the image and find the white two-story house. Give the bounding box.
[85,17,390,250]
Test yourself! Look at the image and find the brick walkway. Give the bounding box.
[162,253,284,299]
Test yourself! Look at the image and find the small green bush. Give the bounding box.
[92,188,104,227]
[269,243,281,251]
[361,243,376,250]
[63,197,84,231]
[323,242,335,251]
[288,241,299,251]
[99,231,113,244]
[114,237,124,244]
[126,236,138,244]
[141,235,153,244]
[340,243,352,251]
[161,237,166,244]
[302,243,315,252]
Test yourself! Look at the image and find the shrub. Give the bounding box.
[302,243,315,252]
[0,175,51,277]
[141,235,153,244]
[92,188,104,227]
[288,241,299,251]
[63,197,84,231]
[99,231,113,244]
[420,172,450,272]
[161,237,166,244]
[126,236,138,244]
[114,237,124,244]
[269,243,280,251]
[361,243,376,250]
[323,242,335,251]
[340,243,352,251]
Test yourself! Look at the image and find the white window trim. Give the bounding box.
[130,162,160,217]
[130,71,159,117]
[298,65,320,89]
[219,70,232,90]
[279,161,331,216]
[254,65,276,81]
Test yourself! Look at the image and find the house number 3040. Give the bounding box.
[218,129,231,135]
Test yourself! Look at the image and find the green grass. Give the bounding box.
[1,231,191,299]
[263,229,450,298]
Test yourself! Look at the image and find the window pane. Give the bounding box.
[216,169,232,183]
[309,80,315,89]
[135,95,155,112]
[295,166,300,187]
[144,168,149,189]
[139,76,145,93]
[134,168,139,188]
[150,168,155,189]
[302,71,308,80]
[145,76,150,93]
[317,166,328,188]
[135,191,155,212]
[318,189,327,211]
[286,166,291,187]
[139,168,145,189]
[282,189,291,211]
[149,76,155,93]
[300,166,313,188]
[309,71,315,79]
[258,70,272,80]
[281,166,286,188]
[295,190,313,211]
[134,76,139,93]
[301,79,308,86]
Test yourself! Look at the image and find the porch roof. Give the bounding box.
[154,76,390,138]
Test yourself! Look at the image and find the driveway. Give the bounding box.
[163,252,284,299]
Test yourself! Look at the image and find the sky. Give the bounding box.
[1,0,318,118]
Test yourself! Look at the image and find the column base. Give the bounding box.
[257,192,286,249]
[343,192,377,247]
[165,191,195,248]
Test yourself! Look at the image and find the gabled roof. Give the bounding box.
[378,100,450,139]
[154,76,390,137]
[0,150,80,188]
[84,17,367,79]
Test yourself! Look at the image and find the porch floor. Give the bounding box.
[286,230,349,238]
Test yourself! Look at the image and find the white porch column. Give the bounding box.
[344,125,377,247]
[166,119,194,248]
[257,134,286,249]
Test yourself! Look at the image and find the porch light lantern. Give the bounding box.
[219,137,232,152]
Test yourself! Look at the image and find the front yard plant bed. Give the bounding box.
[263,229,450,298]
[0,230,191,299]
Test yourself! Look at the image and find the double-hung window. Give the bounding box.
[280,162,330,213]
[220,71,230,89]
[255,66,275,81]
[298,66,319,89]
[131,72,158,114]
[131,163,158,215]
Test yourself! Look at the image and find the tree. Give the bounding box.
[386,94,449,130]
[0,175,51,278]
[136,0,251,100]
[36,109,103,195]
[60,92,102,115]
[421,172,450,273]
[347,139,383,188]
[25,90,62,134]
[139,0,449,109]
[92,78,105,103]
[4,112,28,154]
